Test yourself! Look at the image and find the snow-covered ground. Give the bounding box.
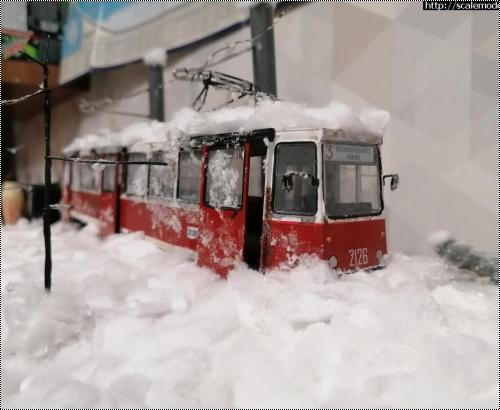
[2,221,498,408]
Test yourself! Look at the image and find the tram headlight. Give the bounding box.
[376,249,385,264]
[328,255,338,269]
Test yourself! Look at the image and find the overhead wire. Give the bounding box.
[210,92,249,111]
[1,7,289,114]
[200,7,288,69]
[1,89,46,106]
[78,5,290,115]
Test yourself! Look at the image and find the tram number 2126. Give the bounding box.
[349,248,369,268]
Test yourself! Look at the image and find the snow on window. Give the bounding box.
[148,151,175,199]
[205,147,244,209]
[178,150,201,203]
[273,143,317,215]
[126,153,148,197]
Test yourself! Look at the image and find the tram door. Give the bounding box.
[197,143,252,277]
[99,154,120,237]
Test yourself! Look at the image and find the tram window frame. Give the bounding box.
[125,152,149,197]
[177,149,202,204]
[272,142,318,217]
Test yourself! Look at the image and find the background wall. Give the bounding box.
[10,2,498,256]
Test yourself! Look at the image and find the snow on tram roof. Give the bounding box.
[63,99,390,154]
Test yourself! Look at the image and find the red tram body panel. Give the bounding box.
[63,127,396,277]
[323,218,387,272]
[120,199,200,252]
[71,191,101,221]
[263,220,324,270]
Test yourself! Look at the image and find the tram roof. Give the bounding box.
[103,128,383,154]
[187,128,383,148]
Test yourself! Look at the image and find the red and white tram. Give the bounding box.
[62,127,398,277]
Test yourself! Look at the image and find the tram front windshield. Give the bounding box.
[323,143,382,218]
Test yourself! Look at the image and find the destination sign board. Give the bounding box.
[324,144,375,164]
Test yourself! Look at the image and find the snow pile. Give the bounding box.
[428,230,454,247]
[428,231,498,282]
[63,99,390,154]
[174,99,390,136]
[2,221,497,408]
[143,48,167,67]
[63,121,175,154]
[233,1,278,10]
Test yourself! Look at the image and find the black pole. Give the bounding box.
[7,46,53,291]
[43,40,52,292]
[250,3,277,97]
[147,65,165,122]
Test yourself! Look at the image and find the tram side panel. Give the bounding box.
[262,219,325,270]
[120,198,200,252]
[71,191,101,220]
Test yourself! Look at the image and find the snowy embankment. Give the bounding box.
[2,221,498,408]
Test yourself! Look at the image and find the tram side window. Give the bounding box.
[71,162,81,190]
[63,162,71,187]
[205,146,244,209]
[178,150,202,203]
[273,143,318,215]
[149,151,175,199]
[81,162,100,192]
[126,153,148,197]
[102,164,116,192]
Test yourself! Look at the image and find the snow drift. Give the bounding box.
[2,221,497,408]
[63,99,390,154]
